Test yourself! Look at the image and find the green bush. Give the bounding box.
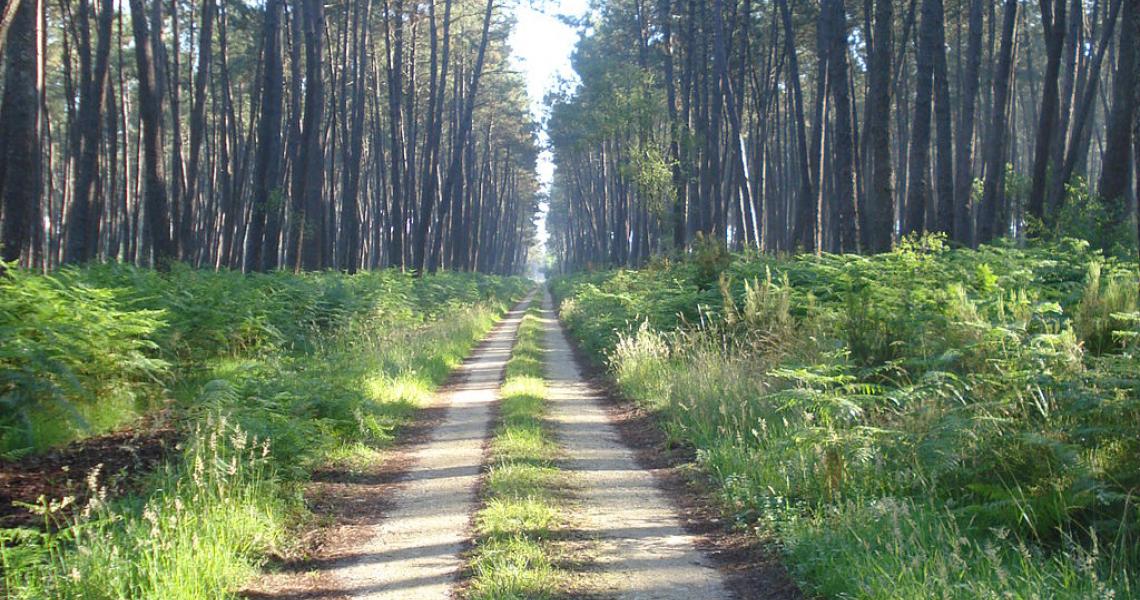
[1,265,528,598]
[0,268,167,452]
[553,238,1139,598]
[1,266,527,455]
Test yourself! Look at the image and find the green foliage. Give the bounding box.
[1,415,285,599]
[0,268,167,451]
[553,238,1140,598]
[0,266,528,454]
[1022,178,1140,259]
[1073,261,1139,355]
[1,265,528,598]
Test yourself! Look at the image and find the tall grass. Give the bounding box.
[552,236,1139,598]
[1,415,284,599]
[0,265,528,599]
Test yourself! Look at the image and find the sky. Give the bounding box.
[507,0,591,259]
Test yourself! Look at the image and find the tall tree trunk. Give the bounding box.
[128,0,174,268]
[1100,0,1138,215]
[383,0,406,269]
[297,0,325,271]
[931,0,955,236]
[163,0,187,260]
[978,0,1019,244]
[340,0,371,273]
[64,0,113,264]
[713,0,754,249]
[184,0,215,263]
[797,0,829,253]
[1051,0,1122,213]
[659,0,685,251]
[0,0,39,264]
[419,0,494,274]
[414,0,452,271]
[247,0,284,272]
[904,0,939,236]
[827,0,858,252]
[953,0,984,246]
[1028,0,1067,224]
[864,0,894,252]
[777,0,813,255]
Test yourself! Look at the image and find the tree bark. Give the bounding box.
[904,0,940,236]
[64,0,114,264]
[1100,0,1137,216]
[383,0,406,269]
[0,0,21,65]
[0,0,39,263]
[827,0,858,252]
[297,0,325,271]
[248,0,284,272]
[953,0,984,246]
[1028,0,1068,224]
[864,0,894,253]
[419,0,494,274]
[339,0,371,273]
[659,0,685,251]
[795,0,829,253]
[978,0,1019,244]
[931,0,955,236]
[128,0,174,268]
[184,0,215,263]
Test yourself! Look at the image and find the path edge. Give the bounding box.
[545,287,804,600]
[243,293,537,600]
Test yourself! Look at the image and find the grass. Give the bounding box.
[465,307,571,600]
[0,265,528,599]
[551,235,1140,599]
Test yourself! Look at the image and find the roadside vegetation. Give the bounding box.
[0,264,527,598]
[552,236,1139,599]
[465,307,570,600]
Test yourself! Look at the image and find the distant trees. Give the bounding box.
[5,1,1139,274]
[547,0,1140,272]
[1101,0,1138,219]
[0,0,538,275]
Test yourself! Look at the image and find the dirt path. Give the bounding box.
[249,294,533,600]
[540,290,734,600]
[327,294,534,600]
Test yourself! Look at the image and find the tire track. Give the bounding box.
[539,289,733,600]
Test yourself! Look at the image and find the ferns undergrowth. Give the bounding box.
[552,236,1139,599]
[0,264,527,599]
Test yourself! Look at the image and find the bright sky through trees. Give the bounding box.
[508,0,590,255]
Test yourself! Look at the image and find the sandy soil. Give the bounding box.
[539,290,734,600]
[329,294,534,599]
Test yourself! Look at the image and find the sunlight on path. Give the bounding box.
[325,294,534,600]
[540,290,733,600]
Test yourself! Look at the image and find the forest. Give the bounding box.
[0,0,539,274]
[546,0,1140,266]
[2,0,1140,598]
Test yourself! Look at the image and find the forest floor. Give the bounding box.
[241,288,796,599]
[0,412,179,529]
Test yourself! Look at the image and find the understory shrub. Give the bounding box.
[553,237,1139,598]
[0,265,528,598]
